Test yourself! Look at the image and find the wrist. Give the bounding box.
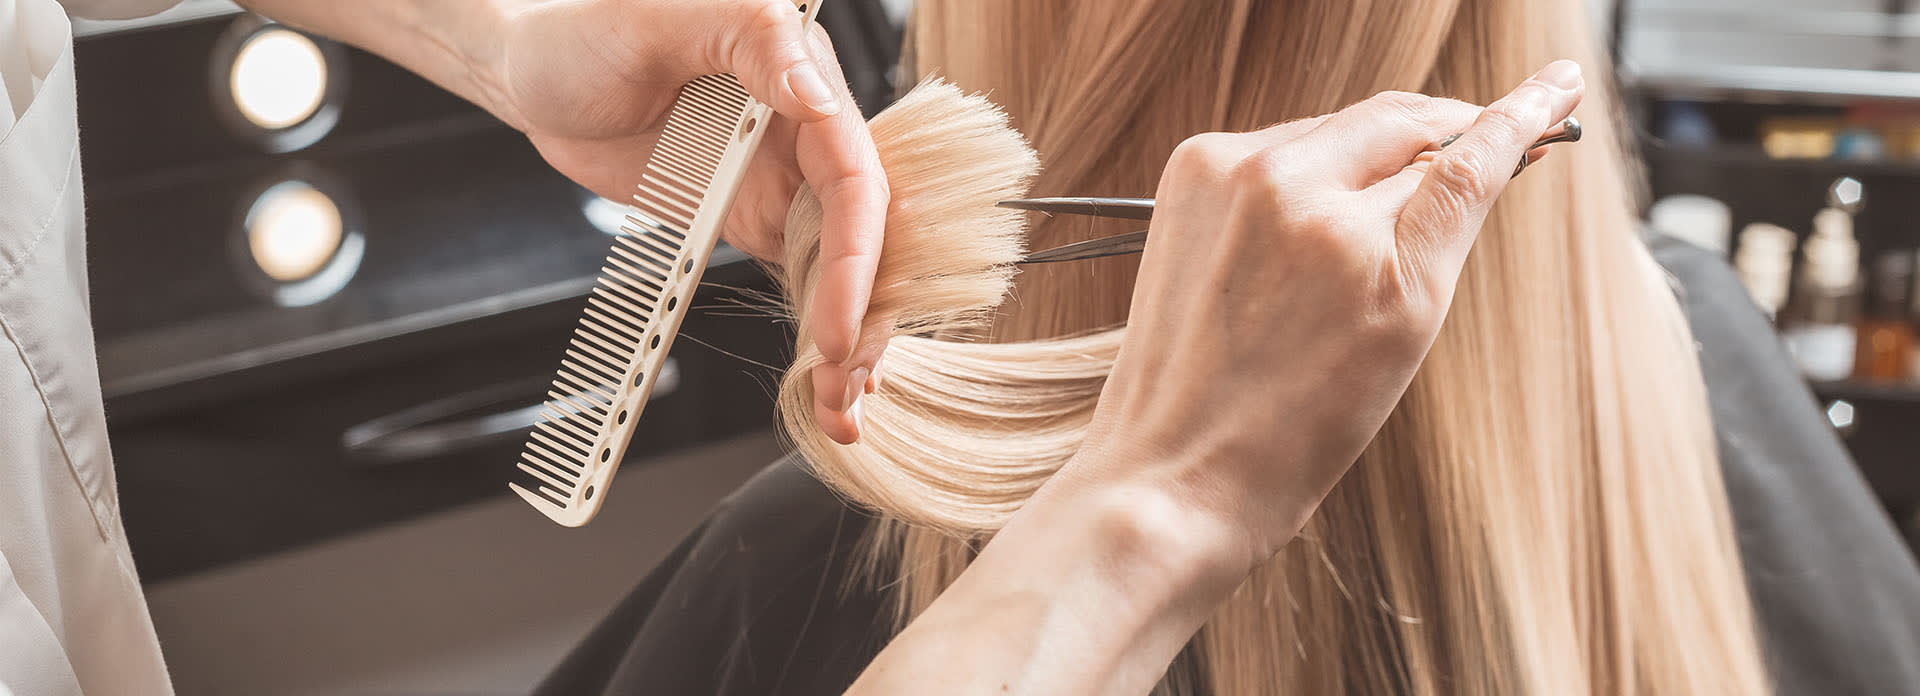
[930,475,1256,691]
[1020,469,1260,616]
[1069,413,1333,562]
[409,0,535,130]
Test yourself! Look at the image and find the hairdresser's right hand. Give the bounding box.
[1052,61,1586,572]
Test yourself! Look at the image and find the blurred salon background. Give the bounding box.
[69,0,1916,693]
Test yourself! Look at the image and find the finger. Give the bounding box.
[1293,92,1484,189]
[811,363,863,444]
[1395,60,1584,277]
[796,28,888,367]
[693,0,844,120]
[809,328,889,441]
[1370,142,1557,208]
[809,326,887,444]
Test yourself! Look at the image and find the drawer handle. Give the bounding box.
[342,358,681,465]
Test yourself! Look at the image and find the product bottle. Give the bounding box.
[1781,207,1861,381]
[1909,250,1920,382]
[1734,223,1796,320]
[1650,194,1732,255]
[1854,251,1914,382]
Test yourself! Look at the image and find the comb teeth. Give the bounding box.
[510,69,772,526]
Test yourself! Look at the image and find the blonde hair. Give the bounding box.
[775,1,1771,693]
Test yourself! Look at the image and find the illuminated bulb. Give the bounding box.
[229,27,328,130]
[247,181,343,282]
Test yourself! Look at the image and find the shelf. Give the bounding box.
[1625,65,1920,105]
[1812,379,1920,406]
[72,0,242,39]
[1630,8,1920,40]
[1644,143,1920,178]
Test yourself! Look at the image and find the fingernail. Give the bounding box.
[842,366,870,412]
[847,399,864,442]
[1536,60,1582,91]
[866,355,884,394]
[788,65,840,116]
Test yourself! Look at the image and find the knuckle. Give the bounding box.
[731,0,801,66]
[1229,146,1292,189]
[814,171,891,207]
[1367,90,1433,119]
[1481,87,1547,137]
[747,0,796,35]
[1477,102,1532,139]
[1168,133,1243,177]
[1427,148,1497,205]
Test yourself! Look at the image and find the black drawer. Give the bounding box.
[1817,382,1920,509]
[112,261,789,583]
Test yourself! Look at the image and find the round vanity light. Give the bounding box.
[246,180,343,282]
[232,170,366,307]
[211,15,347,152]
[230,27,329,130]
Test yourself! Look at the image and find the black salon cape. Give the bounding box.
[534,237,1920,696]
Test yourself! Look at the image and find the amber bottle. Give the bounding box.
[1854,251,1915,382]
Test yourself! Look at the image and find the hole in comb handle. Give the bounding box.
[584,485,596,501]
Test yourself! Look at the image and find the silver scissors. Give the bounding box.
[1001,117,1581,265]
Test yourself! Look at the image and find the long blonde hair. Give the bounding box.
[775,1,1771,693]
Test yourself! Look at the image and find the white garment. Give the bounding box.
[1,0,177,693]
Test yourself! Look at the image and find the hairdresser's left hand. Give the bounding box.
[487,0,889,408]
[845,61,1587,695]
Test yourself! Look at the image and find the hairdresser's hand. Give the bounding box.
[489,0,889,402]
[844,63,1585,695]
[1065,61,1587,570]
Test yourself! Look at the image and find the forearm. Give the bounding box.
[231,0,533,128]
[846,479,1254,695]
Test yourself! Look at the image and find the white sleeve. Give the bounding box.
[58,0,182,21]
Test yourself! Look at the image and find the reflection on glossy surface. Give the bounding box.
[1829,176,1864,213]
[1827,399,1857,431]
[247,181,341,281]
[229,27,327,129]
[270,232,362,307]
[244,179,362,307]
[581,195,630,237]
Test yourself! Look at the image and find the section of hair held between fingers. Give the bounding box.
[775,79,1135,536]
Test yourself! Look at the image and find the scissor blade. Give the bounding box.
[997,197,1155,221]
[1018,230,1150,264]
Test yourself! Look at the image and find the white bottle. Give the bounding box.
[1650,194,1733,255]
[1734,223,1796,319]
[1780,207,1861,381]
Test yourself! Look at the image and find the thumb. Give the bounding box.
[1394,60,1584,283]
[696,0,843,120]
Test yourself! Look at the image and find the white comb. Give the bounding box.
[512,1,824,526]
